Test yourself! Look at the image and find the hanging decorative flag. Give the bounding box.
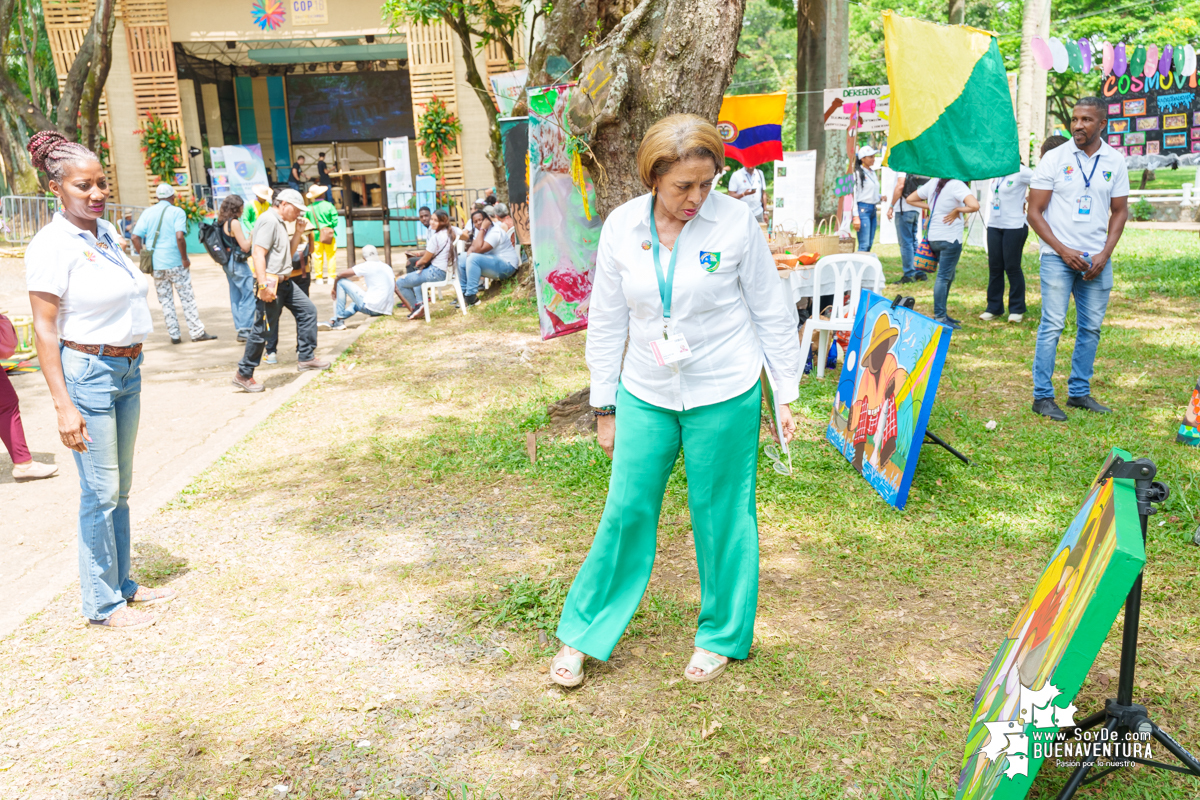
[1067,39,1084,72]
[1080,39,1093,73]
[1114,43,1128,76]
[1130,45,1147,77]
[1050,37,1069,72]
[716,91,787,168]
[1184,45,1197,76]
[1146,45,1159,77]
[1102,42,1114,76]
[883,12,1019,181]
[1159,45,1174,77]
[1032,36,1053,71]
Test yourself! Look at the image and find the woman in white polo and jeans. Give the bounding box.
[906,177,980,330]
[25,131,176,631]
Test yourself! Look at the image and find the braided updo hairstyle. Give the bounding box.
[27,130,101,185]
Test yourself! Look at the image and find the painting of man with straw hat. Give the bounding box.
[849,313,909,473]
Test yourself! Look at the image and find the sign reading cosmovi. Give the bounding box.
[291,0,327,25]
[823,85,890,132]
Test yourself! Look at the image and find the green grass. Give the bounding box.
[1136,165,1197,192]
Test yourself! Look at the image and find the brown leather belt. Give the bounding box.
[62,340,143,358]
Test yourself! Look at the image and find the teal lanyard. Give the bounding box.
[648,195,683,339]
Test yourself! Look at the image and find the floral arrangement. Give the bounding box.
[137,112,182,182]
[174,193,206,229]
[416,96,461,187]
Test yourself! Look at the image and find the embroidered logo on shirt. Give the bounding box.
[699,252,721,273]
[641,240,651,251]
[1006,180,1014,186]
[1062,166,1075,177]
[82,249,97,263]
[1103,171,1112,181]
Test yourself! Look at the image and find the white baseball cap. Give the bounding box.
[275,187,307,212]
[155,183,176,199]
[857,145,879,159]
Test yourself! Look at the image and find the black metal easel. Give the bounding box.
[1056,456,1200,798]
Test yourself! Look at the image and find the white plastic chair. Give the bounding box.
[799,253,885,379]
[419,255,469,322]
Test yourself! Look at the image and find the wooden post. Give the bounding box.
[379,165,393,267]
[343,170,356,268]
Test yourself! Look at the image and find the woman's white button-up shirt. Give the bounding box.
[25,213,153,347]
[586,190,801,411]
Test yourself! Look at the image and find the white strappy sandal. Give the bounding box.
[684,649,729,683]
[550,647,586,688]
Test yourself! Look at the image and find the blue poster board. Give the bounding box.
[826,290,952,509]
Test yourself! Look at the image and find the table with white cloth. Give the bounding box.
[777,265,887,328]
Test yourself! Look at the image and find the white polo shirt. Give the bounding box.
[854,168,882,206]
[1030,139,1130,256]
[480,223,519,268]
[989,165,1034,230]
[916,179,973,244]
[728,167,766,218]
[586,190,801,411]
[25,213,153,347]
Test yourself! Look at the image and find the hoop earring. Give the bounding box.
[652,186,657,197]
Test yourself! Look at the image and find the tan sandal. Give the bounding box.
[128,586,176,606]
[88,606,157,632]
[684,649,729,683]
[550,647,585,688]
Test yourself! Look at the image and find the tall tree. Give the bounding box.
[0,0,115,190]
[383,0,525,200]
[523,0,747,219]
[948,0,964,25]
[1015,0,1046,164]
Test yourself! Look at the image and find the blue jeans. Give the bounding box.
[224,256,256,334]
[1033,252,1113,400]
[929,240,963,320]
[461,252,517,297]
[334,280,386,321]
[856,203,878,252]
[895,210,920,277]
[62,346,142,620]
[395,266,446,308]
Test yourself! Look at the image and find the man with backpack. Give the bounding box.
[132,183,216,345]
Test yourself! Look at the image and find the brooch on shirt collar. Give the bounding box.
[699,252,721,273]
[641,240,651,250]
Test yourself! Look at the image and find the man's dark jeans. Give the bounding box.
[238,279,318,377]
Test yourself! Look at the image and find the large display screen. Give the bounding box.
[286,71,415,143]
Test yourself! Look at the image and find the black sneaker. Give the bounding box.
[899,275,915,284]
[934,316,962,331]
[1032,398,1068,422]
[915,272,929,282]
[464,294,480,307]
[1067,395,1112,414]
[170,337,181,344]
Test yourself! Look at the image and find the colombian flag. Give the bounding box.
[716,92,787,168]
[883,12,1019,181]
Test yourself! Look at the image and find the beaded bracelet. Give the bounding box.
[592,405,616,418]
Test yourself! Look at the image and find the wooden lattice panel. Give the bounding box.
[121,4,189,198]
[406,22,464,189]
[120,0,166,25]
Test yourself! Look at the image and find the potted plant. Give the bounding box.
[416,96,461,188]
[137,112,183,184]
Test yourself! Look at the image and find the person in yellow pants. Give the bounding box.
[305,184,339,283]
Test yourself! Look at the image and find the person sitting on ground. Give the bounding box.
[460,208,520,305]
[320,244,395,330]
[396,209,459,320]
[0,312,58,481]
[405,206,433,272]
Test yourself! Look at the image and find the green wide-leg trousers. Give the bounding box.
[556,380,762,661]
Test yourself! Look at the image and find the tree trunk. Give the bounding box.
[795,0,826,153]
[16,0,44,118]
[527,0,747,219]
[819,0,849,219]
[947,0,965,25]
[78,0,116,152]
[1016,0,1051,164]
[446,13,508,200]
[1030,0,1050,155]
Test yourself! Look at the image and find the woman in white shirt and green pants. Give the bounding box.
[549,116,801,687]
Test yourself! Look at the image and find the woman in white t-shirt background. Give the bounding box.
[461,208,520,305]
[851,145,882,252]
[906,177,980,330]
[981,164,1034,323]
[24,130,176,631]
[395,209,459,320]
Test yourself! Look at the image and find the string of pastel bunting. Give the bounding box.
[1031,37,1197,83]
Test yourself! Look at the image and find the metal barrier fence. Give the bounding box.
[1,196,150,247]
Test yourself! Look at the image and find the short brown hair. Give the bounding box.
[636,114,725,189]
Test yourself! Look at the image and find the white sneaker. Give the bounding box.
[12,461,58,481]
[979,311,997,321]
[318,320,333,331]
[330,319,347,331]
[265,352,278,365]
[1008,313,1024,323]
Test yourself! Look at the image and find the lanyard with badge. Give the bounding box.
[992,177,1003,211]
[648,194,694,367]
[80,231,136,279]
[1073,151,1099,221]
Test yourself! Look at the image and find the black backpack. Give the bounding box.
[198,220,230,266]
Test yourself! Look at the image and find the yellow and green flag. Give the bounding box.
[883,12,1019,181]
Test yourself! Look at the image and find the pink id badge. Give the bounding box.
[650,333,692,366]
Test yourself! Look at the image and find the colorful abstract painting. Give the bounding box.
[954,448,1146,800]
[251,0,286,31]
[1178,378,1200,446]
[826,291,952,509]
[528,85,602,340]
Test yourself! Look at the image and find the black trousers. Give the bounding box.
[264,273,311,354]
[238,279,318,377]
[985,225,1028,315]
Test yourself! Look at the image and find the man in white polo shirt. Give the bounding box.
[728,163,767,222]
[1026,97,1129,422]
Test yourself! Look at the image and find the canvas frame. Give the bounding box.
[954,447,1147,800]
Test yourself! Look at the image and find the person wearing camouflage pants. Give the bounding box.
[154,266,208,342]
